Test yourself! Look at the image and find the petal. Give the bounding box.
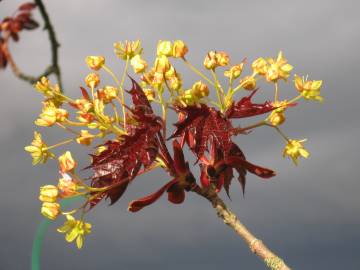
[65,228,78,243]
[128,178,178,212]
[76,235,84,249]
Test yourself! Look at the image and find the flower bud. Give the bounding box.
[96,86,118,103]
[204,51,217,70]
[224,63,244,79]
[215,51,230,67]
[269,111,285,126]
[240,76,256,90]
[154,55,170,73]
[86,56,105,71]
[58,174,77,198]
[39,185,59,202]
[191,81,209,98]
[130,54,147,73]
[85,73,100,89]
[157,40,173,57]
[172,40,188,58]
[58,151,77,173]
[41,202,61,220]
[76,130,95,146]
[168,74,182,91]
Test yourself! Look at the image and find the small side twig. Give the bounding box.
[192,184,292,270]
[3,0,63,90]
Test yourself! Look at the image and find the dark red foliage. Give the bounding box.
[0,2,38,70]
[0,2,39,42]
[170,104,233,159]
[88,79,162,208]
[128,140,195,212]
[0,38,7,69]
[200,141,275,197]
[225,90,275,119]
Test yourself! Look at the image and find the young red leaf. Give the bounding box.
[170,104,233,159]
[18,2,37,11]
[0,39,8,69]
[225,90,274,119]
[128,178,178,212]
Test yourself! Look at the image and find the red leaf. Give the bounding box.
[126,76,153,114]
[80,86,90,100]
[0,39,8,69]
[128,178,178,212]
[225,90,274,119]
[225,157,275,179]
[18,2,37,11]
[170,104,233,159]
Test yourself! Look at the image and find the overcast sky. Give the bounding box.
[1,0,360,269]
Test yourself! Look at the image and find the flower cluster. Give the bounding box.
[25,39,323,248]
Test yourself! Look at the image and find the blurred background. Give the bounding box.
[1,0,359,269]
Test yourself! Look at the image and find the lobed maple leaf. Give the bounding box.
[88,78,162,208]
[170,104,233,159]
[225,89,275,119]
[200,140,275,197]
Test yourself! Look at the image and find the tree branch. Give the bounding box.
[191,184,292,270]
[3,0,63,90]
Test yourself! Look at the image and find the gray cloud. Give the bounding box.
[0,0,360,269]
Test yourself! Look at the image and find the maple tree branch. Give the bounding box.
[191,184,292,270]
[4,0,63,90]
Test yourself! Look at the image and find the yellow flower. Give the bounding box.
[215,51,230,67]
[96,86,118,104]
[34,102,68,127]
[57,215,92,249]
[34,77,64,106]
[130,54,148,73]
[58,151,77,173]
[204,51,218,70]
[85,56,105,71]
[72,98,93,112]
[172,40,188,58]
[240,76,256,90]
[114,40,142,60]
[266,51,293,82]
[204,51,229,69]
[191,81,209,98]
[157,40,173,57]
[85,73,100,89]
[76,130,95,146]
[39,185,58,202]
[294,74,323,102]
[41,202,61,220]
[58,173,77,198]
[224,63,244,79]
[251,57,267,75]
[154,55,171,73]
[24,131,55,165]
[168,73,182,91]
[283,139,310,165]
[143,89,155,101]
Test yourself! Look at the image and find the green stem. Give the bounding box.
[182,57,215,87]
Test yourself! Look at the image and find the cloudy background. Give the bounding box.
[1,0,359,269]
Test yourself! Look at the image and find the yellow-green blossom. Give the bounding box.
[24,131,55,165]
[294,74,323,102]
[114,40,142,60]
[283,139,310,165]
[57,215,92,249]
